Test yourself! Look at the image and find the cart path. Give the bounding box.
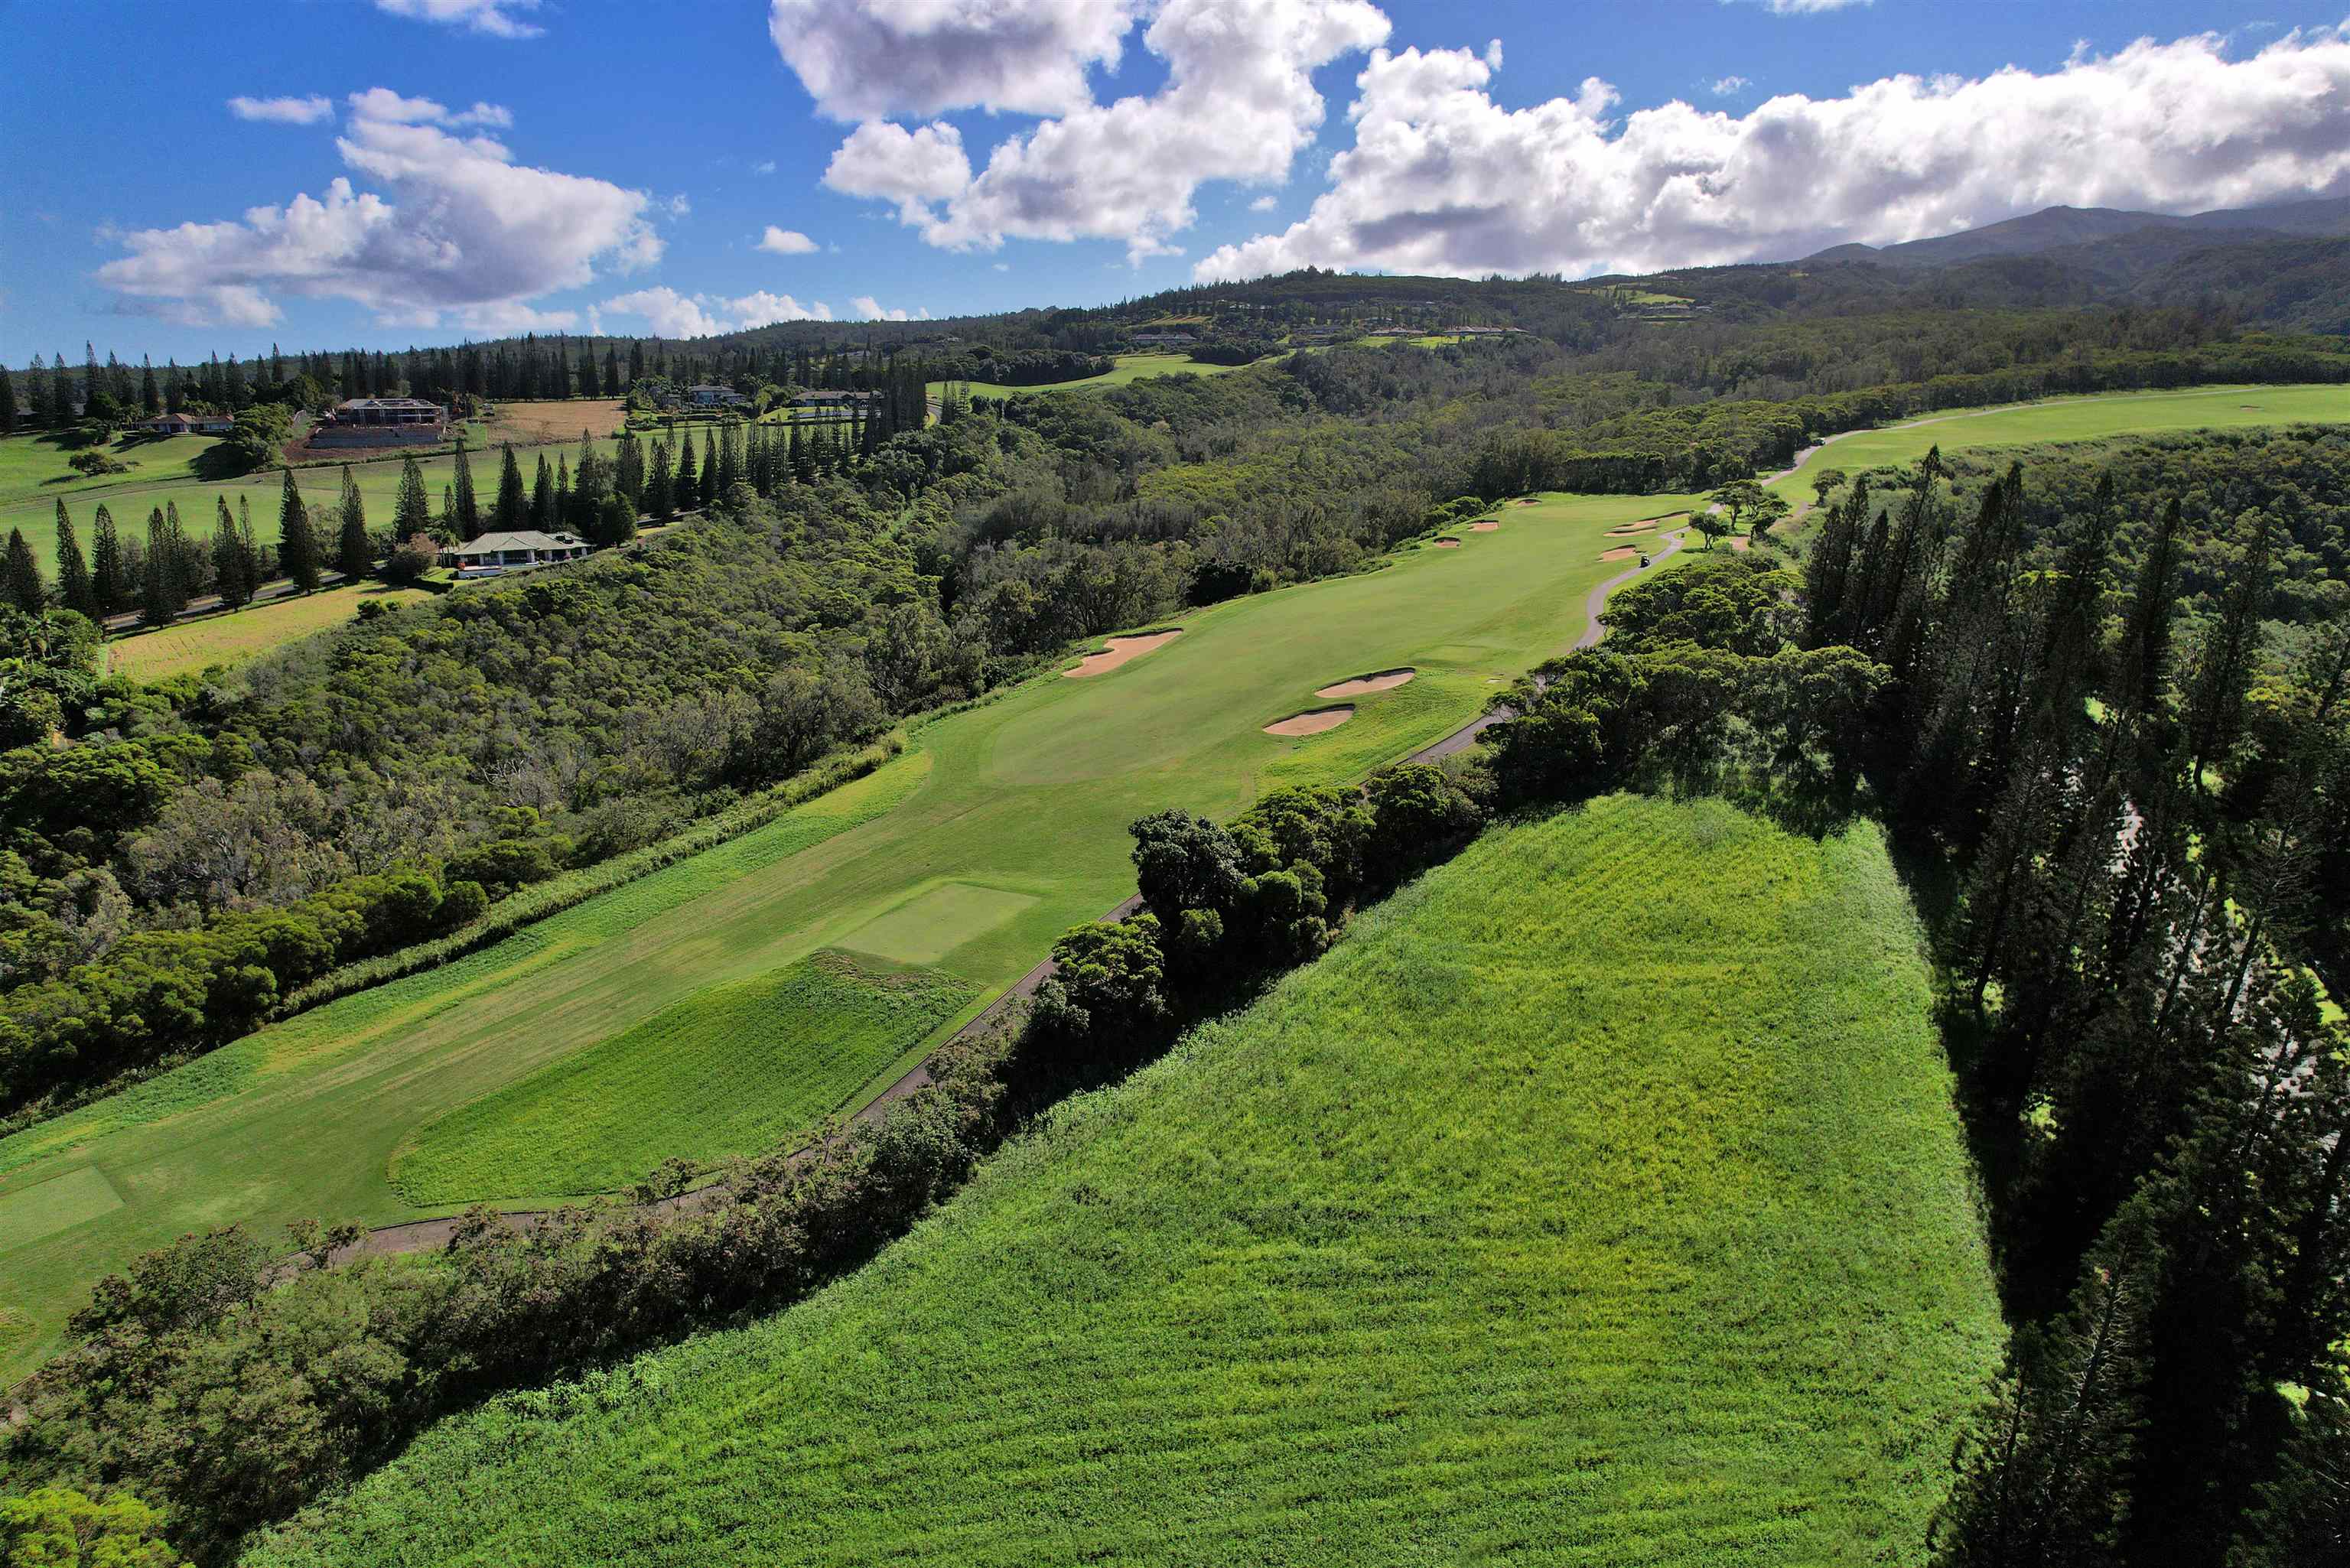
[333,510,1701,1262]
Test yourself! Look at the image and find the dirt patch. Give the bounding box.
[1727,535,1752,551]
[1467,520,1499,532]
[486,398,629,444]
[1432,537,1462,548]
[1600,546,1639,561]
[1065,629,1182,678]
[1315,668,1416,698]
[1263,705,1355,737]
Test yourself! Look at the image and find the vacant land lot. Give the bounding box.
[0,488,1697,1377]
[103,584,435,682]
[481,397,629,443]
[247,796,2001,1568]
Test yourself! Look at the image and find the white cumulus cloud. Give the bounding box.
[1195,28,2350,283]
[96,89,657,329]
[770,0,1141,120]
[228,94,334,125]
[850,295,931,321]
[601,286,835,337]
[800,0,1391,265]
[757,225,819,254]
[1711,74,1751,96]
[370,0,543,39]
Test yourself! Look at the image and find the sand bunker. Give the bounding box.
[1066,629,1181,678]
[1600,546,1639,561]
[1263,706,1355,737]
[1467,520,1499,532]
[1606,521,1657,536]
[1514,497,1540,506]
[1432,537,1462,548]
[1315,668,1416,699]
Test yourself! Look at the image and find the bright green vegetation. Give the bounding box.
[0,489,1697,1378]
[927,352,1255,401]
[103,584,435,682]
[0,1166,121,1251]
[837,882,1037,966]
[0,430,223,507]
[390,952,978,1204]
[1768,382,2348,499]
[247,796,2000,1568]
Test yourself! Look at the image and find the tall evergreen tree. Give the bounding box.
[700,428,720,506]
[394,454,431,538]
[139,508,182,626]
[53,503,95,620]
[672,425,698,506]
[0,366,16,434]
[139,355,160,416]
[211,496,253,609]
[337,466,371,581]
[647,439,675,521]
[493,443,527,532]
[450,434,480,540]
[90,504,125,615]
[530,454,555,531]
[2,528,44,612]
[278,468,320,592]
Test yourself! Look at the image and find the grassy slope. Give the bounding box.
[103,584,435,682]
[926,352,1255,401]
[247,796,2001,1568]
[1765,382,2349,499]
[0,491,1696,1378]
[390,951,978,1204]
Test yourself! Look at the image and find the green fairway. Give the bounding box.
[390,952,978,1205]
[0,488,1697,1378]
[103,583,435,683]
[0,430,223,509]
[927,352,1257,401]
[245,796,2002,1568]
[1766,382,2348,499]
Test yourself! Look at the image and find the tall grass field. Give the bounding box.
[245,795,2002,1567]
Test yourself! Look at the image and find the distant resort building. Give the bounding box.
[445,530,591,577]
[685,384,751,408]
[310,396,449,447]
[133,411,236,435]
[1129,330,1197,349]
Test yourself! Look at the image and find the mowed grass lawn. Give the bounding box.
[0,490,1698,1378]
[391,951,978,1204]
[103,584,435,682]
[246,797,2002,1568]
[1766,382,2349,499]
[927,351,1258,401]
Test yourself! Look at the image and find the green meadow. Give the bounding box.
[1766,382,2348,498]
[103,583,436,682]
[390,951,978,1205]
[246,795,2002,1568]
[0,489,1696,1377]
[928,351,1255,401]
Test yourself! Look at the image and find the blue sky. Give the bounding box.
[2,1,2344,365]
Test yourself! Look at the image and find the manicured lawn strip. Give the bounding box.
[391,952,978,1204]
[103,584,435,682]
[246,798,2001,1568]
[926,352,1256,401]
[0,430,221,506]
[1766,383,2349,499]
[0,490,1684,1378]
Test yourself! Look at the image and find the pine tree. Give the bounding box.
[54,503,95,620]
[2179,512,2274,792]
[530,454,555,530]
[139,508,181,626]
[647,439,675,521]
[615,431,644,509]
[278,468,320,592]
[139,355,159,416]
[90,504,125,614]
[451,434,480,540]
[0,366,15,434]
[2,528,44,612]
[394,454,431,538]
[555,455,573,530]
[2115,498,2185,724]
[700,428,720,506]
[337,466,371,581]
[493,443,527,532]
[672,425,698,506]
[212,496,252,609]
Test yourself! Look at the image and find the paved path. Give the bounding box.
[327,510,1702,1261]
